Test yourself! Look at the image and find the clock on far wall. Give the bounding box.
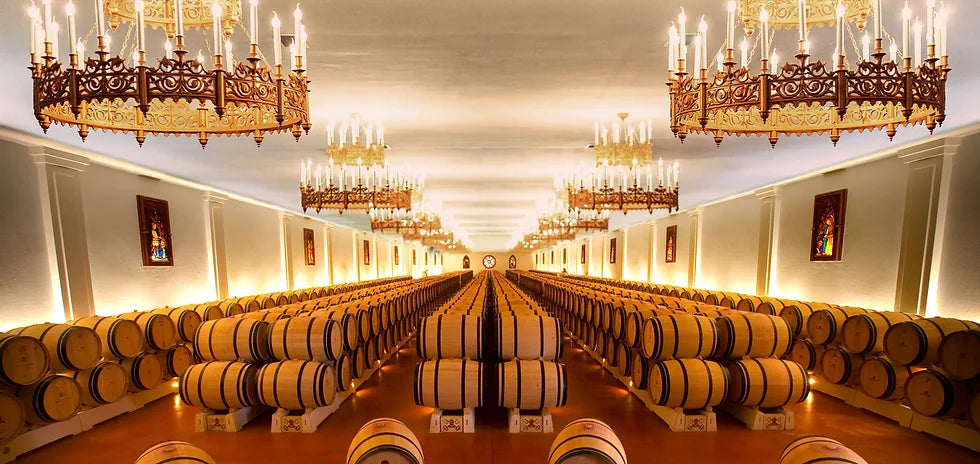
[483,255,496,269]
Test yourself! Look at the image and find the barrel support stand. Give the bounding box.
[195,406,269,432]
[812,376,914,427]
[78,380,178,430]
[0,418,84,464]
[429,408,475,433]
[719,404,794,431]
[272,401,344,433]
[508,408,553,433]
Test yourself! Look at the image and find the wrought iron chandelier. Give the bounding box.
[517,229,576,250]
[27,0,312,147]
[560,113,680,213]
[666,0,950,147]
[369,208,441,235]
[538,208,610,235]
[326,113,387,167]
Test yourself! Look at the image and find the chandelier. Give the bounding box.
[591,113,654,166]
[666,0,950,147]
[327,114,387,167]
[538,208,609,235]
[27,0,312,147]
[517,229,576,250]
[370,208,441,235]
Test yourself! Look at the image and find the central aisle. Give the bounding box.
[15,333,978,463]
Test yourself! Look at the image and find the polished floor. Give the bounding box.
[16,338,978,463]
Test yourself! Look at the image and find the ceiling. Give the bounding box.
[2,0,978,251]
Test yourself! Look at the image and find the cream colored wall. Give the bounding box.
[652,215,690,286]
[80,163,214,315]
[444,251,534,272]
[330,227,357,284]
[222,198,287,298]
[290,218,329,291]
[623,225,649,282]
[0,140,59,328]
[697,194,760,295]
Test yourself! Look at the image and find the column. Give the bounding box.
[32,148,95,320]
[755,187,779,296]
[205,192,229,299]
[687,207,703,288]
[648,221,657,283]
[894,136,961,315]
[323,225,334,285]
[280,211,294,291]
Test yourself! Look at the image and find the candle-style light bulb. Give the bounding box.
[678,8,687,68]
[271,12,282,67]
[668,23,678,73]
[65,1,76,55]
[771,49,779,71]
[760,7,770,67]
[913,19,922,64]
[698,16,707,69]
[225,39,233,66]
[902,2,912,61]
[862,33,871,61]
[249,0,258,45]
[165,39,173,59]
[75,39,84,60]
[196,49,205,64]
[740,38,748,67]
[726,1,736,50]
[211,2,223,60]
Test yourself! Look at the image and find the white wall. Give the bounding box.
[444,251,534,272]
[623,225,649,282]
[933,133,980,321]
[290,218,329,291]
[652,214,690,286]
[697,194,760,295]
[330,227,357,284]
[222,199,286,298]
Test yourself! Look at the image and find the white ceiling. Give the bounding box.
[2,0,978,251]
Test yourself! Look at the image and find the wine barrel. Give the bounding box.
[641,314,717,360]
[9,323,100,371]
[335,353,354,392]
[151,308,204,343]
[416,314,483,360]
[858,356,913,401]
[780,436,868,464]
[884,318,980,367]
[269,316,344,363]
[904,369,971,418]
[0,332,49,386]
[180,361,259,410]
[413,359,484,409]
[807,307,871,345]
[631,355,651,390]
[72,316,143,359]
[72,361,128,406]
[220,298,249,316]
[18,374,82,424]
[937,330,980,380]
[548,418,627,464]
[192,304,225,321]
[496,315,563,361]
[193,318,271,363]
[122,353,162,391]
[118,312,177,351]
[135,441,217,464]
[615,343,634,377]
[820,346,864,385]
[346,418,423,464]
[727,358,810,408]
[841,311,920,355]
[715,312,793,360]
[236,311,288,323]
[256,360,336,410]
[788,339,825,372]
[0,391,25,445]
[778,304,813,339]
[648,358,728,409]
[970,391,980,430]
[157,344,193,378]
[756,298,791,316]
[736,296,763,313]
[309,308,361,351]
[498,359,567,409]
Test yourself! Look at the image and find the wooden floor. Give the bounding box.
[15,338,978,463]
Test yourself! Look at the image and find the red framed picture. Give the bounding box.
[609,238,617,264]
[463,255,470,269]
[363,240,371,265]
[394,246,400,266]
[810,189,847,262]
[665,225,677,263]
[137,195,173,267]
[509,255,517,269]
[581,244,586,264]
[303,228,315,266]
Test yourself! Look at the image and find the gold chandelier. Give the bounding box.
[28,0,311,147]
[667,0,949,147]
[591,113,654,166]
[517,229,576,250]
[538,209,609,235]
[327,114,387,167]
[370,209,442,235]
[299,158,419,214]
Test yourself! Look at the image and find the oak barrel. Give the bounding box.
[807,307,871,345]
[780,435,868,464]
[630,355,651,390]
[498,359,567,409]
[309,308,361,351]
[648,358,728,409]
[10,323,101,371]
[346,418,423,464]
[416,314,483,360]
[788,339,825,372]
[715,312,793,360]
[193,318,271,363]
[179,361,259,410]
[191,304,225,321]
[641,314,717,360]
[0,332,49,386]
[727,358,810,408]
[820,346,864,385]
[72,316,143,359]
[858,356,912,401]
[269,316,344,363]
[72,361,128,405]
[904,369,971,418]
[841,311,920,355]
[884,318,980,367]
[257,360,336,410]
[735,296,763,313]
[135,441,217,464]
[122,353,162,391]
[335,353,354,392]
[937,330,980,380]
[118,312,178,351]
[0,391,25,445]
[615,343,634,378]
[18,374,82,424]
[548,418,627,464]
[413,359,484,409]
[158,344,193,378]
[152,308,204,343]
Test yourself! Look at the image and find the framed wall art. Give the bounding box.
[581,244,586,264]
[810,189,847,262]
[609,238,617,264]
[665,225,677,263]
[363,239,371,265]
[303,228,315,266]
[463,255,470,269]
[394,246,400,266]
[509,255,517,269]
[136,195,173,267]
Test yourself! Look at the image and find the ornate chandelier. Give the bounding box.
[517,229,576,250]
[27,0,312,147]
[560,114,680,213]
[369,208,441,235]
[666,0,950,147]
[538,208,610,235]
[300,118,423,214]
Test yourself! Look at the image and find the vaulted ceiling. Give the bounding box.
[2,0,977,251]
